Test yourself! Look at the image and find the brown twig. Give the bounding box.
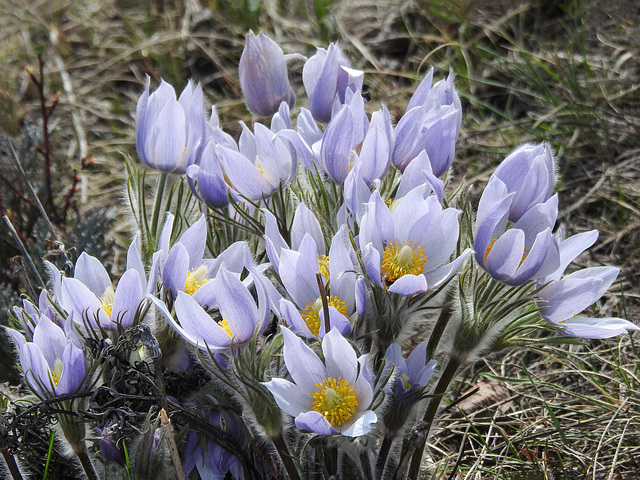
[26,55,61,224]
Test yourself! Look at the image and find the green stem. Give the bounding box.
[406,355,465,480]
[149,171,168,252]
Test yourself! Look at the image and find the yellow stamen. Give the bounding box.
[301,296,348,337]
[318,255,330,282]
[100,286,115,318]
[311,377,359,427]
[484,236,530,266]
[218,319,233,337]
[51,358,63,386]
[484,237,499,263]
[185,265,210,295]
[381,241,427,283]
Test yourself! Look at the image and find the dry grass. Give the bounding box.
[0,1,639,478]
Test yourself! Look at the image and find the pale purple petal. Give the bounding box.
[263,378,310,417]
[295,411,337,435]
[281,328,326,392]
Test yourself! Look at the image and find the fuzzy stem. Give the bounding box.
[149,171,168,251]
[425,302,452,361]
[272,434,301,480]
[375,434,394,479]
[74,443,99,480]
[1,448,23,480]
[406,355,465,480]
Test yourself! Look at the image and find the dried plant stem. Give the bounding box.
[7,140,56,239]
[160,409,186,480]
[3,215,45,290]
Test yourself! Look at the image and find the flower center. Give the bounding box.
[381,241,427,283]
[218,318,233,337]
[310,377,358,427]
[100,286,115,317]
[318,254,330,282]
[51,358,64,386]
[185,265,209,295]
[301,296,348,337]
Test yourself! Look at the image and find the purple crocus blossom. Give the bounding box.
[159,215,246,308]
[154,265,271,353]
[538,266,639,339]
[239,31,295,117]
[392,70,462,176]
[303,43,363,123]
[263,328,377,436]
[216,122,295,200]
[385,343,437,394]
[359,187,470,295]
[186,108,239,209]
[60,250,146,331]
[277,228,355,339]
[12,289,64,340]
[136,77,206,174]
[491,143,556,222]
[263,203,325,276]
[183,409,246,480]
[9,315,85,397]
[474,178,559,285]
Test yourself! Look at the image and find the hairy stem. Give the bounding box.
[406,355,465,480]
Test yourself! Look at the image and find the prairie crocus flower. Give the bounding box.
[239,31,295,117]
[392,70,462,176]
[303,43,363,123]
[474,178,559,285]
[186,107,239,209]
[263,203,325,276]
[217,122,295,200]
[355,106,394,185]
[8,315,85,397]
[491,143,556,222]
[359,187,470,295]
[183,409,246,480]
[263,328,377,436]
[383,343,437,435]
[277,228,357,339]
[154,267,270,353]
[60,251,146,331]
[538,266,639,339]
[385,343,437,396]
[12,289,64,340]
[136,77,206,174]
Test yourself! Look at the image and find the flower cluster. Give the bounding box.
[3,31,637,480]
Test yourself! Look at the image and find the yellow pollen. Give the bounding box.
[51,358,63,386]
[484,237,530,266]
[484,237,499,263]
[381,241,427,283]
[100,286,115,318]
[218,319,233,337]
[301,296,348,337]
[318,255,330,282]
[185,265,210,295]
[311,377,358,427]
